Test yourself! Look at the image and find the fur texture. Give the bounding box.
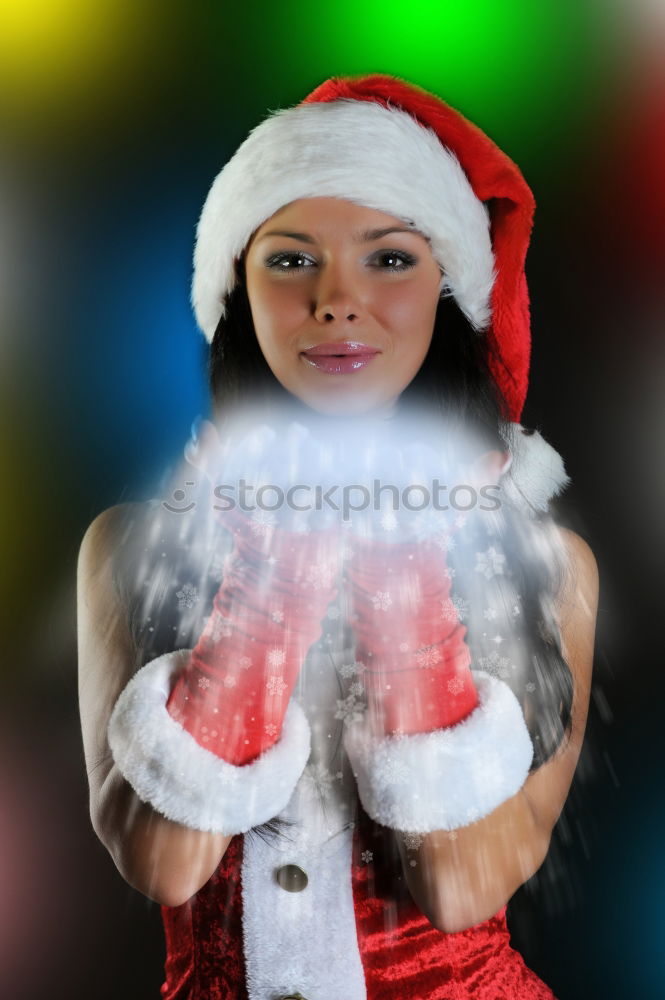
[501,424,571,514]
[108,649,311,834]
[241,786,365,1000]
[192,100,494,339]
[343,671,534,833]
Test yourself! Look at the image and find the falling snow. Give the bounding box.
[266,675,287,697]
[381,756,409,786]
[415,644,442,669]
[334,694,366,726]
[267,647,286,669]
[371,591,393,611]
[478,651,511,680]
[197,676,211,691]
[307,562,335,591]
[210,616,233,641]
[250,509,277,537]
[475,546,506,580]
[361,850,374,864]
[403,831,424,851]
[447,675,465,696]
[441,596,469,623]
[176,583,199,610]
[338,660,364,679]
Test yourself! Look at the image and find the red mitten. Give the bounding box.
[108,507,341,834]
[343,533,534,833]
[166,508,339,765]
[347,534,478,737]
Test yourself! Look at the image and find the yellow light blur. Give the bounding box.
[0,0,148,116]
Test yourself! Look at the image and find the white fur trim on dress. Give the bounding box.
[241,780,366,1000]
[192,100,494,341]
[343,671,533,832]
[501,423,571,514]
[107,649,311,835]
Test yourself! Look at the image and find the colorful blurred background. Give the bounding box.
[1,1,663,996]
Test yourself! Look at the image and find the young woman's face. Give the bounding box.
[244,197,443,417]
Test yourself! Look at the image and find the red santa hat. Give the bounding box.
[192,73,536,423]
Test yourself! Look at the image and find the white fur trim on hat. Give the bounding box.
[502,423,571,514]
[192,100,495,341]
[343,671,533,833]
[108,649,311,835]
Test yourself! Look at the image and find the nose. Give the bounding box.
[312,261,365,324]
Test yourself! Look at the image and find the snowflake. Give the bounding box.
[399,642,410,653]
[239,656,252,670]
[431,531,456,553]
[207,550,226,581]
[447,675,465,696]
[270,608,284,624]
[176,583,199,610]
[197,676,211,691]
[267,647,286,670]
[302,761,334,800]
[334,694,366,726]
[223,675,237,689]
[210,616,233,641]
[250,509,277,537]
[381,756,409,786]
[339,660,364,679]
[403,832,424,851]
[454,514,467,530]
[478,651,511,680]
[266,675,287,697]
[306,562,334,591]
[371,590,393,611]
[264,722,278,738]
[483,607,498,622]
[409,510,447,543]
[511,603,521,617]
[361,850,374,864]
[415,644,442,669]
[525,681,536,693]
[443,565,456,580]
[349,681,365,697]
[326,604,341,620]
[491,634,504,646]
[475,546,506,580]
[441,596,469,623]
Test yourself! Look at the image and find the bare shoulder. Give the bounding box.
[553,526,600,632]
[78,502,143,575]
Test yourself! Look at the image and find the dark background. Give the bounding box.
[1,2,664,997]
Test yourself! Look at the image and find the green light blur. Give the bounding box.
[201,0,612,161]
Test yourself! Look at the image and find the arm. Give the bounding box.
[396,527,598,932]
[77,504,232,907]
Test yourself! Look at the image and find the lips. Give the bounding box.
[301,341,380,375]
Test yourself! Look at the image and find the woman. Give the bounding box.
[77,74,598,999]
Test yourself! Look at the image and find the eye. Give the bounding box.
[369,249,418,271]
[265,251,317,271]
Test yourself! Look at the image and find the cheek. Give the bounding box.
[249,282,302,353]
[381,287,437,357]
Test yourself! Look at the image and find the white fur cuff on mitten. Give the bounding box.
[108,649,311,835]
[343,671,533,833]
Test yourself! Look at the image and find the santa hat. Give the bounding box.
[192,73,536,424]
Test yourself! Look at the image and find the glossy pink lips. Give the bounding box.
[301,341,379,375]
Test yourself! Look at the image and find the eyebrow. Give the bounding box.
[255,225,431,245]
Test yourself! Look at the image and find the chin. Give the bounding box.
[301,393,392,419]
